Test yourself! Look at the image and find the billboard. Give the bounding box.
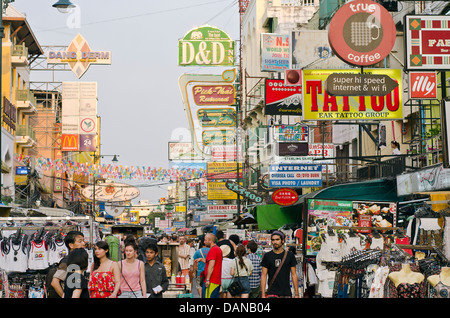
[47,33,111,78]
[302,69,402,120]
[265,79,302,116]
[206,162,243,180]
[207,181,239,200]
[269,164,322,187]
[178,25,235,67]
[261,33,290,72]
[61,82,98,152]
[405,15,450,70]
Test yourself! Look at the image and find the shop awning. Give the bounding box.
[255,178,403,230]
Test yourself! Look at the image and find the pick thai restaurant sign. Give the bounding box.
[302,69,402,121]
[192,85,235,105]
[47,34,111,78]
[328,0,396,66]
[178,25,235,67]
[405,15,450,70]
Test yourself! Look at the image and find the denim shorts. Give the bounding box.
[118,290,143,298]
[232,276,251,294]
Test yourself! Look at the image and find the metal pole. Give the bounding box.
[0,1,4,203]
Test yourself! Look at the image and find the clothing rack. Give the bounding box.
[0,216,93,244]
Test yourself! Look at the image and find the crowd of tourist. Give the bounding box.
[48,229,299,299]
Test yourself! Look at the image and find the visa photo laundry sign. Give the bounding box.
[261,33,290,72]
[269,164,322,187]
[302,69,402,121]
[178,25,235,67]
[405,15,450,70]
[47,34,111,79]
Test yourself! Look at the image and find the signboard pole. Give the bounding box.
[236,97,241,224]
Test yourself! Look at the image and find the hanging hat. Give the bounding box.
[220,244,231,257]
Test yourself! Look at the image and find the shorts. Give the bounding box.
[202,282,220,298]
[221,278,232,293]
[118,290,143,298]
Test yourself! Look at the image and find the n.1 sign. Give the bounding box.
[272,188,299,206]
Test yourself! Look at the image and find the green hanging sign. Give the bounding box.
[178,25,235,67]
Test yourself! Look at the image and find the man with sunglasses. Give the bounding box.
[260,231,299,298]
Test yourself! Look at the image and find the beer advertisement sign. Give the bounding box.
[302,69,402,121]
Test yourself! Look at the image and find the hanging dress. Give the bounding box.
[88,261,117,298]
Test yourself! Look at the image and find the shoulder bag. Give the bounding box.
[266,249,288,298]
[120,260,140,298]
[228,259,247,296]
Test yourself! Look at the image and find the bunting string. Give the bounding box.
[14,154,205,182]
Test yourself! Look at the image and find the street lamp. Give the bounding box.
[0,0,75,204]
[52,0,76,13]
[91,154,119,217]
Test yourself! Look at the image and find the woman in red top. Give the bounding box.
[88,240,121,298]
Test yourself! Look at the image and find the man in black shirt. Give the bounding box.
[260,231,299,298]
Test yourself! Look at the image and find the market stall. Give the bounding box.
[0,215,98,298]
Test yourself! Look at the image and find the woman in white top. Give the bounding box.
[229,245,253,298]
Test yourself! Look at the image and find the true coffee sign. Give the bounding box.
[328,0,396,66]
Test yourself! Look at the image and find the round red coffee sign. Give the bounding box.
[328,0,396,66]
[272,188,299,206]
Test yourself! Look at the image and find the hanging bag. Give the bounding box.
[265,249,288,298]
[228,259,246,297]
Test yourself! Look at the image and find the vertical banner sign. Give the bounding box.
[261,33,290,72]
[178,25,235,67]
[61,82,98,152]
[405,15,450,70]
[302,69,402,120]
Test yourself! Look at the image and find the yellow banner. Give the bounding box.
[207,182,242,200]
[302,69,402,121]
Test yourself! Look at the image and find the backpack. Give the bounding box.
[137,236,158,262]
[45,256,67,298]
[105,235,121,261]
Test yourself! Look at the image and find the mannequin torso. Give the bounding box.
[388,263,425,288]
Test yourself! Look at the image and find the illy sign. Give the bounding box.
[328,0,396,66]
[409,72,437,99]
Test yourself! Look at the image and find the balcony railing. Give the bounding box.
[16,125,36,141]
[16,89,37,106]
[12,43,28,57]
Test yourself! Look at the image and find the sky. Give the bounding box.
[13,0,240,203]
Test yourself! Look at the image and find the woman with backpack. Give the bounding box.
[229,244,253,298]
[118,240,146,298]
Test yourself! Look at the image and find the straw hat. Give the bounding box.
[220,244,231,257]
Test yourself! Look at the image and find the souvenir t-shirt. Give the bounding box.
[203,245,222,285]
[28,240,49,270]
[48,240,69,266]
[261,249,297,297]
[7,237,28,273]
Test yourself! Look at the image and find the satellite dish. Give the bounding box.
[104,202,125,217]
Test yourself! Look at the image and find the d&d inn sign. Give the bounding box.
[179,25,235,67]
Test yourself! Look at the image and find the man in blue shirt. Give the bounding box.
[246,240,262,298]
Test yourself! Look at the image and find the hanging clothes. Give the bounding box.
[28,239,49,270]
[48,238,68,266]
[5,235,28,273]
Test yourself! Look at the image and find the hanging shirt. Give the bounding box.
[28,240,49,270]
[48,239,69,266]
[321,234,341,262]
[6,236,28,273]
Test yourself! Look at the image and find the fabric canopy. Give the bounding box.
[255,204,302,230]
